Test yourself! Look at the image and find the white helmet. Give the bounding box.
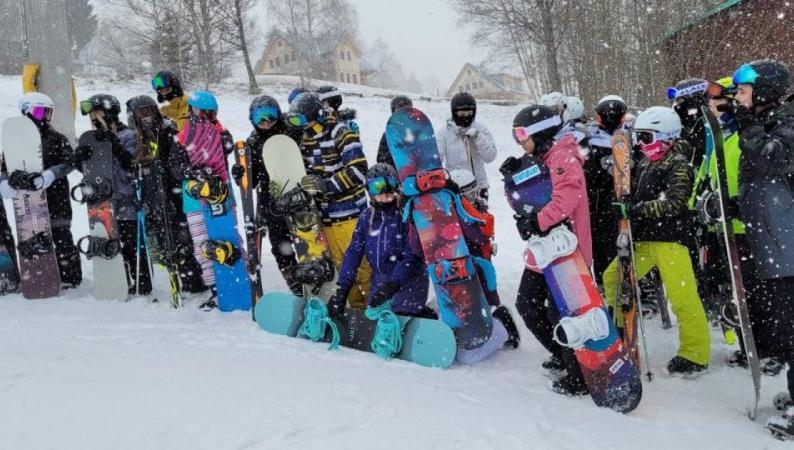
[596,95,626,108]
[18,92,54,115]
[539,91,565,110]
[449,169,477,194]
[562,96,584,122]
[634,106,682,141]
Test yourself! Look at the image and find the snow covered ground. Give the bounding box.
[0,76,788,449]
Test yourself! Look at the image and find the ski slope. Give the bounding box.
[0,75,788,449]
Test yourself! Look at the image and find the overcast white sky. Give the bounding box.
[348,0,485,88]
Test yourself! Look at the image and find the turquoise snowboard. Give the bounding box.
[254,292,457,368]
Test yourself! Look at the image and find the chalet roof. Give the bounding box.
[460,63,526,94]
[265,28,361,60]
[665,0,743,39]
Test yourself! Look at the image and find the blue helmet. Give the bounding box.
[188,90,218,111]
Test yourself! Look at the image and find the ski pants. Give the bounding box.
[515,268,585,384]
[52,225,82,287]
[325,218,371,309]
[456,319,507,365]
[603,241,711,366]
[118,220,152,295]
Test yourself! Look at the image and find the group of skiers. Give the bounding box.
[2,57,794,434]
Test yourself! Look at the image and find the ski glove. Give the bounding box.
[465,127,479,139]
[0,180,17,198]
[514,212,542,241]
[328,288,349,320]
[611,201,639,220]
[697,191,740,225]
[299,174,331,196]
[230,163,245,184]
[370,281,400,308]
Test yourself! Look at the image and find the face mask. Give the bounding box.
[639,139,672,161]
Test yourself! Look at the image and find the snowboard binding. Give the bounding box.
[294,259,335,293]
[298,298,340,350]
[77,235,122,260]
[70,178,114,204]
[364,301,405,359]
[432,256,474,285]
[200,240,240,266]
[8,170,44,191]
[185,176,228,204]
[415,168,449,193]
[272,187,311,216]
[523,225,578,271]
[553,307,611,349]
[17,231,55,258]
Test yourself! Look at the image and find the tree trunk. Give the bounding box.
[537,0,562,91]
[233,0,259,94]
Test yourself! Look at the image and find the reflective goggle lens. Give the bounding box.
[454,109,475,118]
[29,106,52,122]
[513,126,531,144]
[151,75,167,91]
[635,131,657,145]
[252,105,279,125]
[733,63,759,86]
[367,176,397,196]
[79,100,95,116]
[287,114,308,128]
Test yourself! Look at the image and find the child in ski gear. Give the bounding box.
[125,95,206,295]
[13,92,81,288]
[78,93,151,295]
[287,87,308,105]
[316,85,358,132]
[438,92,497,203]
[668,78,709,167]
[727,59,794,434]
[287,92,372,308]
[509,104,590,395]
[377,95,413,167]
[604,106,710,376]
[151,71,189,131]
[235,95,303,295]
[539,91,565,112]
[327,163,429,319]
[557,95,588,144]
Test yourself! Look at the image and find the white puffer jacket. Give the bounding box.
[437,119,498,189]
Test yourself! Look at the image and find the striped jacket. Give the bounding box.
[299,115,368,223]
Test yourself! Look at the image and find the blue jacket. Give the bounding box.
[337,204,428,313]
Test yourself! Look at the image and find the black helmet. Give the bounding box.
[451,92,476,127]
[595,95,628,133]
[512,104,562,150]
[248,95,281,127]
[288,86,308,105]
[286,93,326,129]
[669,78,708,128]
[733,59,791,107]
[125,95,161,129]
[151,70,184,102]
[390,95,412,113]
[316,85,343,111]
[80,94,122,123]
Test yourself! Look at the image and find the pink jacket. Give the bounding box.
[537,135,593,267]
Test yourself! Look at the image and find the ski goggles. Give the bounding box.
[28,106,52,122]
[151,74,170,91]
[367,175,399,196]
[666,82,708,100]
[706,80,736,99]
[79,100,98,116]
[133,105,159,120]
[415,168,449,192]
[250,105,280,125]
[512,115,562,144]
[287,112,310,128]
[733,63,760,86]
[453,109,475,118]
[634,129,679,146]
[193,109,217,121]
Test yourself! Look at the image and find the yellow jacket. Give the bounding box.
[160,95,190,131]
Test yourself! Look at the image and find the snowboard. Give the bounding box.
[702,106,761,419]
[234,140,263,308]
[254,291,457,368]
[610,130,644,370]
[182,118,252,312]
[262,134,335,299]
[1,116,59,299]
[72,131,128,301]
[501,154,642,414]
[386,108,493,350]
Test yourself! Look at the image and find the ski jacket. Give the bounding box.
[680,119,706,169]
[536,134,593,267]
[99,126,137,221]
[376,133,395,168]
[336,204,428,313]
[630,141,693,247]
[159,95,190,132]
[691,127,745,234]
[298,114,368,224]
[176,117,234,182]
[438,119,498,190]
[38,124,77,226]
[737,97,794,279]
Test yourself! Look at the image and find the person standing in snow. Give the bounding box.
[377,95,413,167]
[316,85,359,133]
[151,71,190,132]
[438,92,497,205]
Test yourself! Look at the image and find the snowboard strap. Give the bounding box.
[472,256,497,292]
[364,301,404,359]
[298,299,340,350]
[77,235,122,260]
[17,231,55,258]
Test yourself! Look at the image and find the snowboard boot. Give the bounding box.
[199,286,218,311]
[550,373,588,397]
[185,176,228,204]
[727,350,785,376]
[665,356,707,378]
[552,307,610,349]
[767,406,794,441]
[542,355,566,374]
[492,305,520,349]
[775,392,793,411]
[523,225,578,271]
[406,306,439,320]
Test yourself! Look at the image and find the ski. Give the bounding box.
[234,140,263,313]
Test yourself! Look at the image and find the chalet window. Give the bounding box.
[268,60,274,68]
[347,51,352,61]
[352,74,357,84]
[346,73,351,83]
[340,74,345,82]
[292,53,296,61]
[275,56,280,67]
[341,51,345,60]
[479,81,484,89]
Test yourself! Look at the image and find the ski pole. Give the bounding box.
[627,224,653,382]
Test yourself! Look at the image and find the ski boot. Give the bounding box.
[77,235,122,260]
[550,373,588,397]
[775,392,793,411]
[293,259,335,294]
[542,355,566,374]
[665,356,707,378]
[492,305,520,349]
[767,406,794,441]
[523,225,578,271]
[727,350,785,376]
[70,178,113,204]
[200,240,239,266]
[185,176,228,204]
[17,231,55,258]
[199,286,218,311]
[552,307,610,350]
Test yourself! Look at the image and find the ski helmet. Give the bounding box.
[390,95,412,113]
[366,163,400,197]
[80,94,122,122]
[151,70,184,102]
[451,92,476,128]
[286,93,326,129]
[316,85,343,111]
[188,91,219,112]
[595,95,627,133]
[125,95,161,129]
[449,169,477,194]
[512,105,563,150]
[668,78,708,128]
[539,91,565,112]
[634,106,681,161]
[248,95,282,127]
[561,95,585,122]
[18,92,54,123]
[288,87,308,105]
[733,59,791,107]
